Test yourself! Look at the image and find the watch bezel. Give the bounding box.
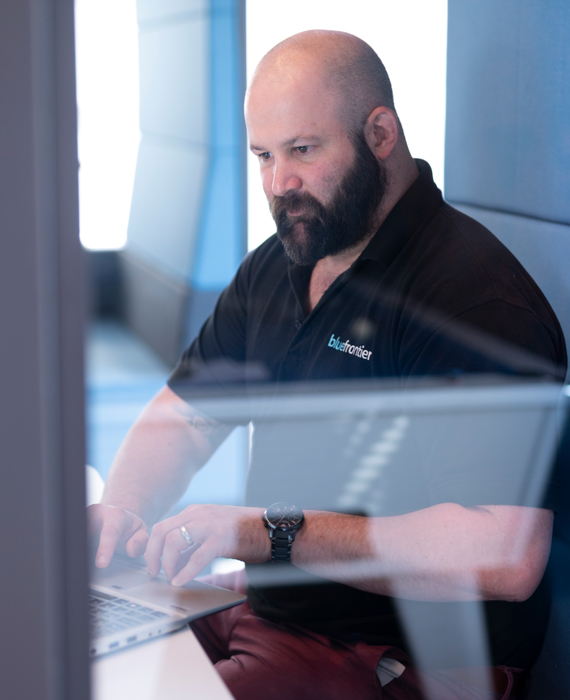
[263,502,304,532]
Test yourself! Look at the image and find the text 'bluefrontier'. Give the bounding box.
[327,334,372,360]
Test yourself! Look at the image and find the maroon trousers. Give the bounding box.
[191,570,520,700]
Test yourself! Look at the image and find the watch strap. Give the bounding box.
[270,529,296,563]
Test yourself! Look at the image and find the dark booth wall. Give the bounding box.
[445,0,570,379]
[445,2,570,696]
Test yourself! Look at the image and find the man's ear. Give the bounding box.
[363,106,399,161]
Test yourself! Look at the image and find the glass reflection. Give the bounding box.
[84,14,568,700]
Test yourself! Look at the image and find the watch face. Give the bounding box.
[265,502,304,530]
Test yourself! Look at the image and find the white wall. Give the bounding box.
[75,0,140,250]
[246,0,448,251]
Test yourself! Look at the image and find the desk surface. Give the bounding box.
[91,626,233,700]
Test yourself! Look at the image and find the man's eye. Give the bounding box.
[296,146,310,154]
[259,152,271,161]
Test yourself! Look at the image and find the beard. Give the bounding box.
[270,132,388,266]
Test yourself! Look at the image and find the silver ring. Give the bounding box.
[179,525,194,549]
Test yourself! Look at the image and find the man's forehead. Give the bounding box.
[245,74,343,146]
[246,103,341,151]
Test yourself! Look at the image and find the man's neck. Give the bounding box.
[307,157,419,312]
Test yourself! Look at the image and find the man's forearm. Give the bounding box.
[148,497,553,602]
[101,386,232,526]
[290,504,553,602]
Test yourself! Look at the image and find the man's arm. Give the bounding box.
[88,385,233,567]
[144,500,553,603]
[291,504,553,602]
[91,386,553,604]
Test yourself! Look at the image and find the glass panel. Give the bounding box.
[78,2,569,698]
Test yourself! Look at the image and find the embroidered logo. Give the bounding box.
[327,334,372,361]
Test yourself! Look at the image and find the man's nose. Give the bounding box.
[271,161,302,197]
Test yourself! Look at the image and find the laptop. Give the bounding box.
[89,555,246,657]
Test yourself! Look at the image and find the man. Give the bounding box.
[90,31,566,699]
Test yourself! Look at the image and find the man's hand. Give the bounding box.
[145,505,270,586]
[88,504,150,568]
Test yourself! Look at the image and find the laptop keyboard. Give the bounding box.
[89,589,169,639]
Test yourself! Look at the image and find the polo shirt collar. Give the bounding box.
[359,159,442,269]
[286,159,442,311]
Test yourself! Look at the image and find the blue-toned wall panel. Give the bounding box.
[191,0,245,293]
[138,18,209,143]
[137,0,207,24]
[210,0,242,149]
[127,138,208,281]
[124,0,245,364]
[194,150,242,289]
[445,0,570,225]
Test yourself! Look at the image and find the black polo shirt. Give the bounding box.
[170,161,564,393]
[168,160,567,669]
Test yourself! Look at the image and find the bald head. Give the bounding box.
[249,30,396,133]
[246,30,418,253]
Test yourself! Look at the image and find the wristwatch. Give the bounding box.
[263,502,305,563]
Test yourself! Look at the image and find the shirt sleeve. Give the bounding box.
[167,253,258,424]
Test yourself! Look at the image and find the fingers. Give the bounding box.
[145,514,191,576]
[95,508,127,567]
[145,524,165,576]
[125,527,149,558]
[161,528,197,579]
[174,548,194,576]
[92,505,147,568]
[145,506,218,580]
[145,505,263,585]
[171,544,217,587]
